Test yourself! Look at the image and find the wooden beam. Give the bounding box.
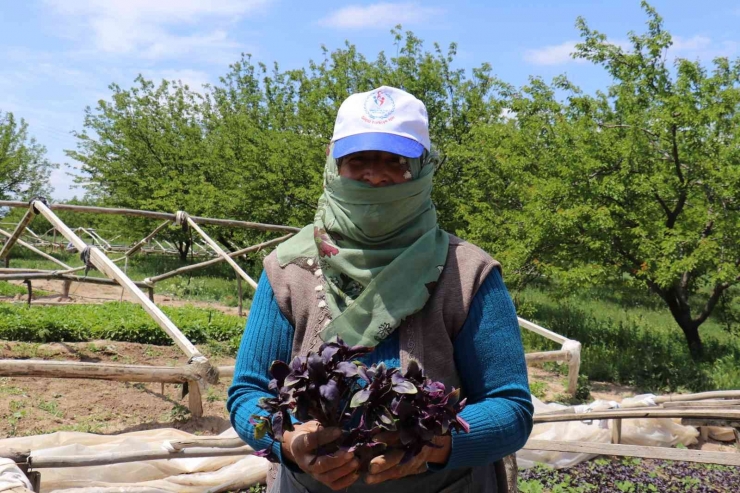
[0,200,300,233]
[525,349,571,364]
[654,391,740,404]
[0,359,205,383]
[534,409,740,424]
[0,228,71,269]
[523,440,740,466]
[682,418,740,428]
[0,272,152,289]
[662,400,740,408]
[28,446,255,469]
[518,317,568,345]
[0,208,36,259]
[31,200,201,360]
[146,234,292,284]
[168,437,246,451]
[185,215,258,290]
[218,366,234,380]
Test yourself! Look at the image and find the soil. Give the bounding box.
[0,340,235,438]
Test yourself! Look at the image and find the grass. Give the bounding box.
[0,280,51,298]
[1,244,257,307]
[3,241,740,394]
[516,280,740,393]
[0,302,246,354]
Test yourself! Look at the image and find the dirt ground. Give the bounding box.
[0,340,235,438]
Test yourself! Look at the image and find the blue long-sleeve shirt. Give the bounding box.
[227,269,533,469]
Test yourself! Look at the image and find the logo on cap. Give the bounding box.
[363,89,395,122]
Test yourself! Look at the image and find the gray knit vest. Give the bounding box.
[263,233,501,492]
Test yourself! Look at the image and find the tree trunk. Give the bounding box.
[653,284,704,360]
[177,240,191,262]
[680,323,704,361]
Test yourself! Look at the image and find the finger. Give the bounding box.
[328,471,360,491]
[374,431,400,446]
[315,458,360,486]
[307,450,355,475]
[366,459,426,485]
[297,426,342,453]
[368,448,404,475]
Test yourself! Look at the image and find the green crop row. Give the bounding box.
[0,302,246,354]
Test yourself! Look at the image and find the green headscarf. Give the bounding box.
[276,145,449,347]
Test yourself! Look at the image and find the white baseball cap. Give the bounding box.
[331,86,431,159]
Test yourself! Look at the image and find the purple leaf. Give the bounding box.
[350,389,372,408]
[270,360,291,383]
[272,411,285,441]
[307,353,327,381]
[320,379,341,402]
[445,388,461,407]
[321,345,340,363]
[455,415,470,433]
[335,361,359,377]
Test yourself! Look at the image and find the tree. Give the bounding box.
[0,111,56,201]
[69,29,501,255]
[452,2,740,359]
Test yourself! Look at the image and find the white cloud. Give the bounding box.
[44,0,268,61]
[669,35,739,60]
[672,35,712,52]
[318,3,443,29]
[139,69,212,90]
[524,35,739,66]
[523,41,583,66]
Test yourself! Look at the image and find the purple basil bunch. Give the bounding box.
[250,337,469,468]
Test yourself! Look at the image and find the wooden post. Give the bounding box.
[188,380,204,418]
[565,341,582,398]
[700,426,709,445]
[29,471,41,493]
[734,428,740,452]
[0,208,36,259]
[0,228,71,269]
[124,220,171,257]
[53,228,57,252]
[148,286,155,302]
[61,280,72,300]
[185,215,258,290]
[237,276,244,317]
[31,200,203,361]
[24,280,32,306]
[611,419,622,444]
[144,234,292,285]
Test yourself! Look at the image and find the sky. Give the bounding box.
[1,0,739,201]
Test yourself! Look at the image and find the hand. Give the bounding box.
[364,433,452,486]
[281,421,360,491]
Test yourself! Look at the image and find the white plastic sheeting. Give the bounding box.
[0,394,717,489]
[0,458,33,493]
[0,428,269,493]
[517,395,700,469]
